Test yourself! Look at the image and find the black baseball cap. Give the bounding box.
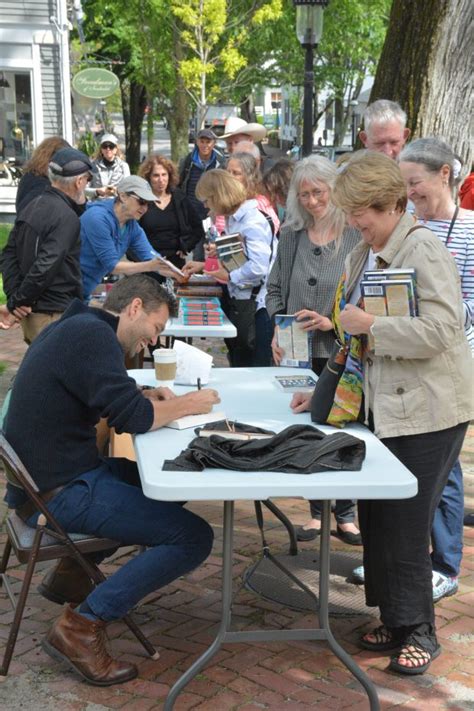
[49,148,97,177]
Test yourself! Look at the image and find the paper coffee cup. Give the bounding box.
[153,348,177,387]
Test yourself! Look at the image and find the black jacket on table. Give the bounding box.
[4,300,153,504]
[1,186,83,314]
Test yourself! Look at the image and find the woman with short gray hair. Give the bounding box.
[266,155,361,544]
[399,137,474,605]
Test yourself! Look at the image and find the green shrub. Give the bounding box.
[0,224,12,306]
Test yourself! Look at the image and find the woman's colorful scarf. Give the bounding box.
[326,273,364,427]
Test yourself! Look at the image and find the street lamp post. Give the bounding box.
[293,0,329,157]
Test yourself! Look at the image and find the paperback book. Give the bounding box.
[361,267,417,317]
[275,314,313,368]
[215,233,247,272]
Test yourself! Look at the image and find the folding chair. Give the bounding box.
[0,433,159,680]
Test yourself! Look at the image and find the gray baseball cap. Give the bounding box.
[116,176,156,202]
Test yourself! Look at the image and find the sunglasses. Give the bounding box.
[127,193,149,206]
[101,143,116,150]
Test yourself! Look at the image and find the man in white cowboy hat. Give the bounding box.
[221,116,267,155]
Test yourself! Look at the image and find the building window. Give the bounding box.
[0,71,33,162]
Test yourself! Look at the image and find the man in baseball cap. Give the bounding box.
[178,126,225,230]
[0,147,93,344]
[49,147,97,177]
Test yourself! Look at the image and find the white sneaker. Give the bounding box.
[351,565,365,583]
[432,571,458,602]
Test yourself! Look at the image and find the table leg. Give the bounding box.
[163,500,234,710]
[319,500,380,711]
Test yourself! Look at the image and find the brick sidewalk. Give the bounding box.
[0,327,473,710]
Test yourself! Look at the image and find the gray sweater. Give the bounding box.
[266,224,360,358]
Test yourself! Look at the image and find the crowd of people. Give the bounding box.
[0,99,472,686]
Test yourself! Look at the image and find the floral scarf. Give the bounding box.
[326,272,364,427]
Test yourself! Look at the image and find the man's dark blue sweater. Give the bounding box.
[4,300,153,503]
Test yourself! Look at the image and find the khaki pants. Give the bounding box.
[20,311,63,345]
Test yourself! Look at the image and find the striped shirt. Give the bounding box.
[418,212,474,350]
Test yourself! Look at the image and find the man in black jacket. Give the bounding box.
[4,275,219,686]
[179,128,225,221]
[0,147,95,344]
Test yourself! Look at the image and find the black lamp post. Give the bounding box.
[293,0,329,157]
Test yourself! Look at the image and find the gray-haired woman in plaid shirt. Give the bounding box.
[266,155,362,545]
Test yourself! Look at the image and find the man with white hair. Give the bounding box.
[1,147,94,344]
[359,99,410,159]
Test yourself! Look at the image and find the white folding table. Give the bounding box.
[131,367,417,711]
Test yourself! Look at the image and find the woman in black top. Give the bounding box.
[138,154,204,269]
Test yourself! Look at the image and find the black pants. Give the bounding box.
[359,421,468,629]
[220,292,257,367]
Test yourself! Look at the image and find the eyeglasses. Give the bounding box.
[298,188,328,202]
[101,143,116,150]
[127,193,149,206]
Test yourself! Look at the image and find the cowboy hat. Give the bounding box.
[221,117,267,141]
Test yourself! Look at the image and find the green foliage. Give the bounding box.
[77,130,98,158]
[169,0,283,124]
[0,224,13,305]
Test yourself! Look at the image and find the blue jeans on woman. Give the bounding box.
[431,459,463,578]
[27,457,214,621]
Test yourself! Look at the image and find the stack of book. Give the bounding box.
[176,275,223,298]
[215,233,247,272]
[361,268,418,317]
[179,297,225,326]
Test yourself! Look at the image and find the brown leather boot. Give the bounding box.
[38,557,95,605]
[43,604,138,686]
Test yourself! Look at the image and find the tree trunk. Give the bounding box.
[146,93,154,156]
[121,80,147,172]
[240,96,257,123]
[333,96,347,147]
[369,0,473,171]
[168,27,190,163]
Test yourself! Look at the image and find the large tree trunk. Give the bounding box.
[168,27,190,164]
[121,81,147,172]
[369,0,473,171]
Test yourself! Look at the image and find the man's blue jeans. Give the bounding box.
[431,459,463,577]
[27,458,214,621]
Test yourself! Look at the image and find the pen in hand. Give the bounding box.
[197,378,201,390]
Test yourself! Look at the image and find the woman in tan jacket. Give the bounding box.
[293,151,471,675]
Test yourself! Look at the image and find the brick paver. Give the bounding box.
[0,327,473,709]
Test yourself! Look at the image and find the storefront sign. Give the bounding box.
[72,68,119,99]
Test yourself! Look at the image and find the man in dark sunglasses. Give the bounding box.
[80,176,179,301]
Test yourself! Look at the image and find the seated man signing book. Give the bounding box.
[3,275,219,687]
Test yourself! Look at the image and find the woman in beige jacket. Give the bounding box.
[294,151,471,675]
